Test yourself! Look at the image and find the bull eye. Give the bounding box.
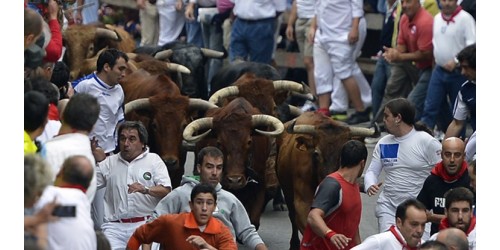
[247,139,252,147]
[87,44,95,58]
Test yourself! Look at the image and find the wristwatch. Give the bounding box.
[144,186,150,194]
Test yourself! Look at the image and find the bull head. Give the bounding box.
[183,114,284,142]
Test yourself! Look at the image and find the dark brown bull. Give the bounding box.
[276,111,376,249]
[183,97,284,229]
[63,24,136,80]
[122,69,216,187]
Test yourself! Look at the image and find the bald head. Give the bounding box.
[441,137,466,176]
[56,155,94,189]
[436,228,469,250]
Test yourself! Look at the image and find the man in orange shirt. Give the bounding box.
[127,183,237,250]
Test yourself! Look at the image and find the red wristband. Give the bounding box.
[324,230,336,239]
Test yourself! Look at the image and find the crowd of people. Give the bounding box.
[24,0,477,249]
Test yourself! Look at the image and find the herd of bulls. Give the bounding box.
[63,23,378,250]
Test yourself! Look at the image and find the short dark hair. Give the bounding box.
[118,121,149,145]
[457,43,476,69]
[24,91,49,132]
[395,198,426,223]
[24,8,43,37]
[63,93,100,132]
[51,61,70,89]
[191,183,217,202]
[340,140,367,168]
[419,240,448,250]
[197,146,224,165]
[96,48,129,72]
[30,77,59,105]
[385,98,415,126]
[444,187,474,210]
[61,155,94,189]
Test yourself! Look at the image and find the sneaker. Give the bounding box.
[346,111,370,125]
[330,111,348,121]
[301,100,318,112]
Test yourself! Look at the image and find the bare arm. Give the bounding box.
[286,0,298,41]
[307,208,351,249]
[445,119,466,139]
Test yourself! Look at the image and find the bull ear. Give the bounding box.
[295,136,312,151]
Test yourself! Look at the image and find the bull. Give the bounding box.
[122,68,217,188]
[183,97,284,229]
[134,41,224,100]
[63,24,136,80]
[276,111,376,249]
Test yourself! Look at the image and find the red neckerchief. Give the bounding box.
[389,225,418,250]
[439,216,476,235]
[431,161,468,183]
[441,6,462,25]
[60,184,87,193]
[48,103,60,120]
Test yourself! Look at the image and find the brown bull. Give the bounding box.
[63,24,136,80]
[183,97,284,229]
[122,69,216,187]
[276,111,375,250]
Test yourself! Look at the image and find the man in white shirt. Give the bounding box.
[34,155,97,250]
[97,121,172,249]
[352,198,427,249]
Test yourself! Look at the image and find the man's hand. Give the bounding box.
[329,233,351,249]
[348,27,359,44]
[286,24,295,41]
[91,137,106,162]
[443,59,457,72]
[136,0,146,9]
[382,46,400,63]
[367,182,383,196]
[186,235,215,250]
[128,182,148,194]
[47,0,59,21]
[185,3,195,20]
[175,0,183,11]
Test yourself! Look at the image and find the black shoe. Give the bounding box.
[346,112,370,125]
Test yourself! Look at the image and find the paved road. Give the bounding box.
[184,142,383,250]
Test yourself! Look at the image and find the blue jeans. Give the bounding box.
[420,66,465,130]
[408,67,432,121]
[371,57,391,118]
[230,17,276,64]
[185,7,204,47]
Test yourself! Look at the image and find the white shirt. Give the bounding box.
[364,128,442,209]
[296,0,315,19]
[231,0,286,20]
[73,73,125,153]
[452,81,475,121]
[37,120,61,144]
[432,9,475,66]
[96,148,172,221]
[41,133,97,202]
[315,0,364,43]
[352,227,424,250]
[34,186,96,250]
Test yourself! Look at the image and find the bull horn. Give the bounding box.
[349,126,376,137]
[126,52,138,60]
[95,28,119,40]
[183,117,213,142]
[252,114,284,136]
[188,98,218,110]
[124,98,150,114]
[208,86,239,106]
[291,91,316,102]
[166,62,191,74]
[154,49,174,60]
[273,80,305,93]
[288,105,303,117]
[287,119,317,135]
[200,48,224,58]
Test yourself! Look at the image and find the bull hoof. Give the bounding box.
[273,203,288,211]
